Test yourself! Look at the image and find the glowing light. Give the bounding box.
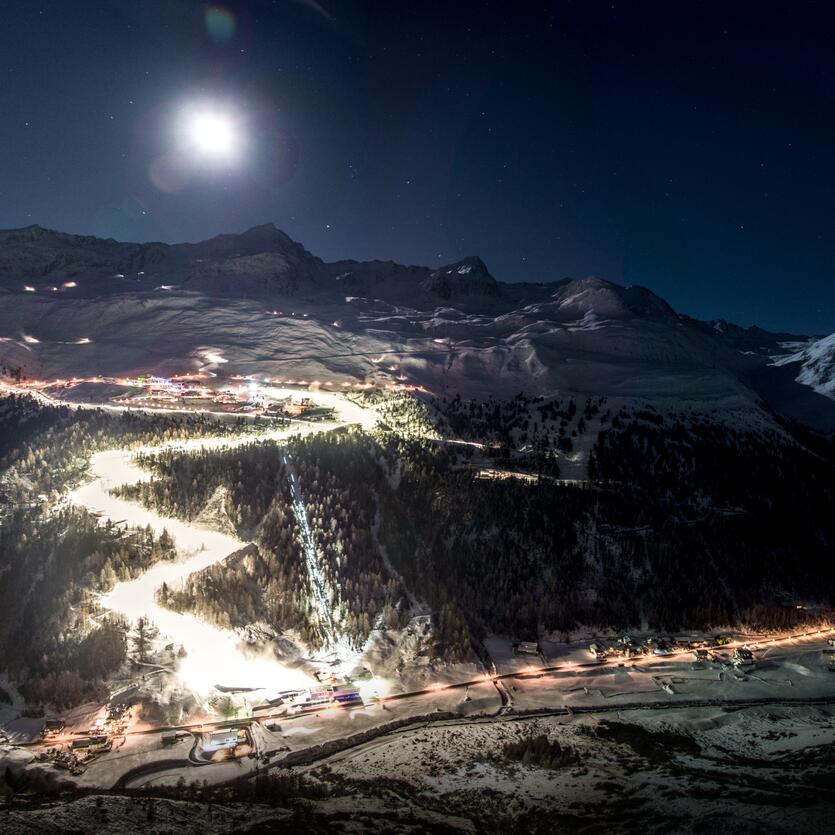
[184,106,239,161]
[23,285,35,292]
[62,281,77,288]
[358,678,392,701]
[201,350,228,365]
[22,334,40,344]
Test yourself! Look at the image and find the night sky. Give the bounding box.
[1,1,834,334]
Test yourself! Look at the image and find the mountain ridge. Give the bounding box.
[0,223,700,311]
[0,222,833,431]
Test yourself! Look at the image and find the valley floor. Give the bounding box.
[3,700,834,833]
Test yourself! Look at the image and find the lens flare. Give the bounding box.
[205,5,236,43]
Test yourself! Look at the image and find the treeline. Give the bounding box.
[0,394,232,707]
[355,391,441,439]
[135,427,598,661]
[0,393,254,503]
[0,504,176,707]
[501,734,577,769]
[374,413,835,649]
[432,392,606,449]
[118,440,287,534]
[587,416,835,623]
[72,394,835,667]
[125,414,835,664]
[376,435,594,658]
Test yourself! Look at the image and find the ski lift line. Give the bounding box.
[284,453,336,641]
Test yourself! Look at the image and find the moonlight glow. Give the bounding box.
[190,111,236,156]
[178,103,243,164]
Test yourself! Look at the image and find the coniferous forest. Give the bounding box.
[0,395,263,706]
[111,403,835,660]
[2,391,834,696]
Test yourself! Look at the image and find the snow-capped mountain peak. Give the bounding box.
[422,256,499,300]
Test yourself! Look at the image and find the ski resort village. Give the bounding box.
[2,361,835,830]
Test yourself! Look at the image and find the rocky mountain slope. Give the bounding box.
[772,332,835,398]
[0,223,833,430]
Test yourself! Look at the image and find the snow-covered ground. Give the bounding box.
[288,701,835,832]
[772,333,835,400]
[1,794,293,833]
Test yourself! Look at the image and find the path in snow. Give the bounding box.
[68,391,376,694]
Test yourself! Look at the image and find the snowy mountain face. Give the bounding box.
[772,333,835,400]
[421,256,500,300]
[0,223,833,429]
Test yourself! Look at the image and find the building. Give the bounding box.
[589,642,606,659]
[732,647,754,667]
[282,398,313,417]
[41,719,65,737]
[70,736,111,754]
[289,685,362,715]
[515,641,540,656]
[204,728,248,754]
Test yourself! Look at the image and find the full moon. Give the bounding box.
[176,102,243,164]
[190,111,236,157]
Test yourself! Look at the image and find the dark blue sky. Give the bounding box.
[1,1,834,334]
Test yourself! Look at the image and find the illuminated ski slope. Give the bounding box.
[68,391,378,693]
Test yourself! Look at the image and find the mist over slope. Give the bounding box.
[0,223,833,428]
